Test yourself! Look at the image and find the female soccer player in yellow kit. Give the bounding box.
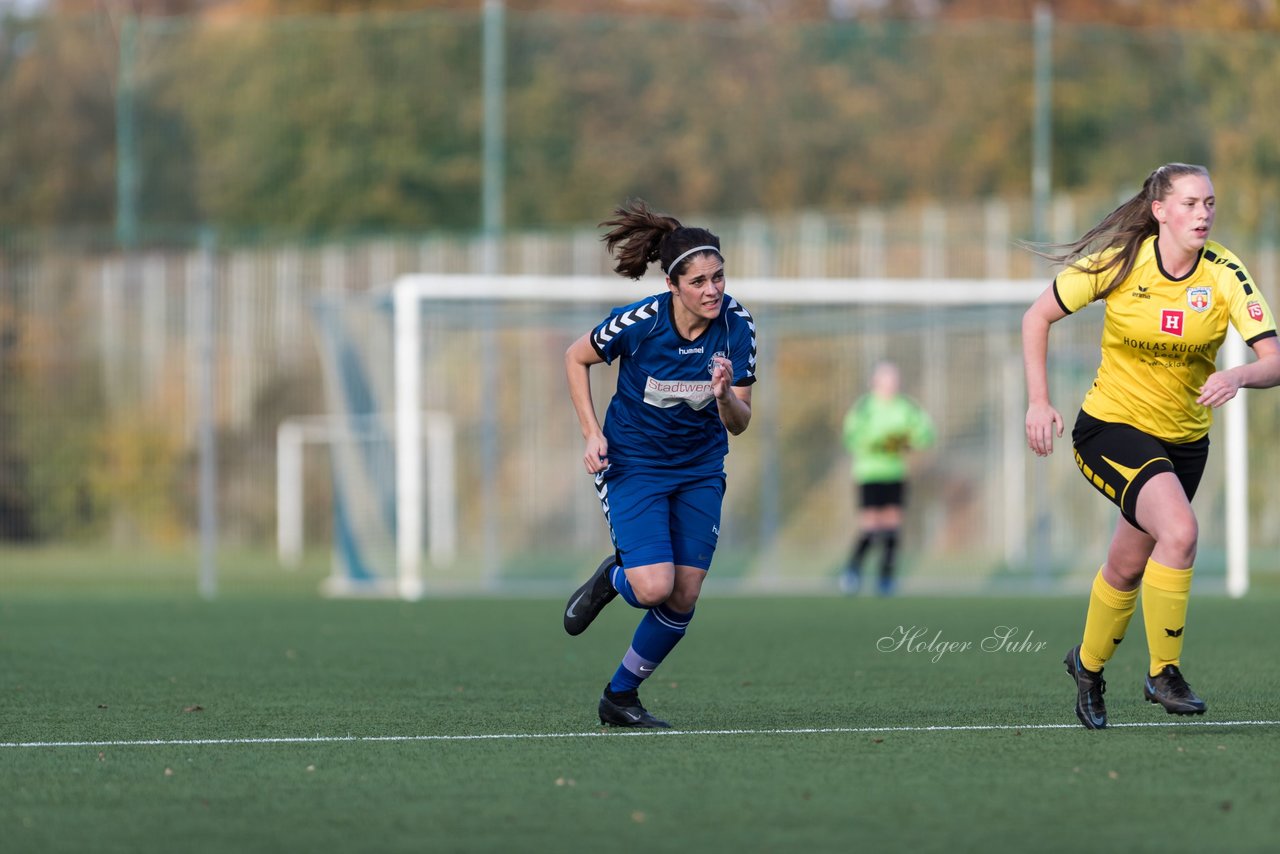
[1022,163,1280,729]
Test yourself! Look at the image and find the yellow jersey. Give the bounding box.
[1054,236,1277,443]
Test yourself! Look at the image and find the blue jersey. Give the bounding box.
[590,291,757,473]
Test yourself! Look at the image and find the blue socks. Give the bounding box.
[608,604,694,693]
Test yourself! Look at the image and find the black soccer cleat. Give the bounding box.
[598,685,670,729]
[563,555,619,636]
[1064,644,1107,730]
[1144,665,1208,716]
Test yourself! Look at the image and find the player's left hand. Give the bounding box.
[711,356,734,400]
[1198,369,1242,408]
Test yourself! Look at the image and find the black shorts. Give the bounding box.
[859,481,906,509]
[1071,410,1209,530]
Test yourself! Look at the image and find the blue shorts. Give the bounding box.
[593,465,725,570]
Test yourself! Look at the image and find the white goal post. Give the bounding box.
[1223,332,1250,597]
[277,411,457,596]
[390,274,1253,599]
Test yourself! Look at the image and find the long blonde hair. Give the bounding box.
[1033,163,1210,296]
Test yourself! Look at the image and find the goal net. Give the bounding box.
[306,274,1253,598]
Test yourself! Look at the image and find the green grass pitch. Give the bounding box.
[4,568,1280,852]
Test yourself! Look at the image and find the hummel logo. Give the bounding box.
[1165,626,1184,638]
[566,593,585,619]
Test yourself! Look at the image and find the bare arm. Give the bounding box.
[712,355,753,435]
[720,386,753,435]
[1022,286,1068,456]
[565,332,609,473]
[1198,335,1280,407]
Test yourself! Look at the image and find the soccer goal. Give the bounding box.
[276,412,456,598]
[309,273,1255,599]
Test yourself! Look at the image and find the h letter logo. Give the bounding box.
[1160,309,1184,337]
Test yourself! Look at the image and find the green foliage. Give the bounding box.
[0,16,118,228]
[0,294,32,538]
[6,10,1280,237]
[0,234,191,546]
[0,262,110,541]
[16,381,107,541]
[141,11,486,235]
[87,412,188,545]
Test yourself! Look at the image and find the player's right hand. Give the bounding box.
[1025,402,1063,457]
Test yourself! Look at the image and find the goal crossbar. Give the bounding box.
[389,274,1251,599]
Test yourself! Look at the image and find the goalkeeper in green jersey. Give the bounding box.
[840,361,935,595]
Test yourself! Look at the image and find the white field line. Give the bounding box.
[5,719,1280,749]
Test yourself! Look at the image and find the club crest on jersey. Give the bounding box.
[1160,309,1185,337]
[1186,287,1211,313]
[707,350,727,376]
[1248,300,1265,321]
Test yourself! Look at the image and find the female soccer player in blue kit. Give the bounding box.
[562,199,757,728]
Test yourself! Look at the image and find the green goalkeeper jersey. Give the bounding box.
[841,394,935,484]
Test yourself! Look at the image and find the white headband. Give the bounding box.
[665,245,722,276]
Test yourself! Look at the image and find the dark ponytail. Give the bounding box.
[599,198,722,281]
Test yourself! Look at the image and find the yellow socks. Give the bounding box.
[1142,558,1193,677]
[1078,560,1194,676]
[1080,568,1138,672]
